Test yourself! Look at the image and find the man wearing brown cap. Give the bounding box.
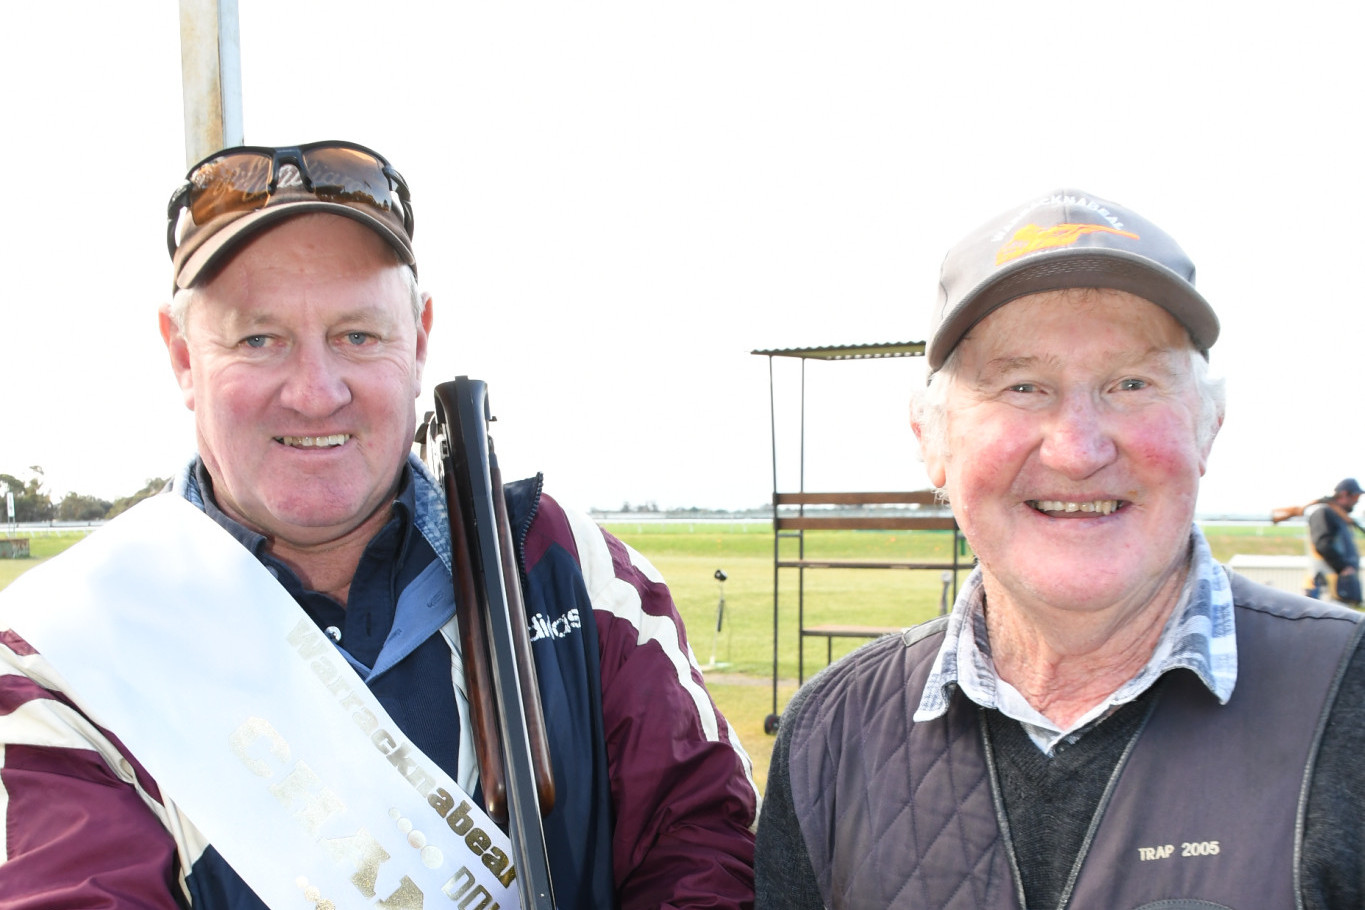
[755,191,1365,908]
[0,142,758,908]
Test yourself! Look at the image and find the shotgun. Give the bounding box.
[1272,502,1365,536]
[422,376,557,909]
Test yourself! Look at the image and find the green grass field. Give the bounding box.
[606,519,1313,792]
[0,520,1314,794]
[0,533,88,589]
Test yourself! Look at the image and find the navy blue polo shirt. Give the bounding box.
[194,461,464,780]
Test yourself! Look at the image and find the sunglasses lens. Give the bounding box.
[170,143,413,267]
[301,147,398,214]
[187,154,273,224]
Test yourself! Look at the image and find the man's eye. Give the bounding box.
[1006,383,1037,393]
[344,332,373,345]
[242,335,268,348]
[1117,378,1148,391]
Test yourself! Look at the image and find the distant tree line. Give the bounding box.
[1,468,168,524]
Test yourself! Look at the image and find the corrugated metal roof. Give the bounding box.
[750,341,925,361]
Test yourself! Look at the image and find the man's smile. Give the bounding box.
[275,434,350,448]
[1027,499,1125,517]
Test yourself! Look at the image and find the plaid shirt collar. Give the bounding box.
[914,525,1238,752]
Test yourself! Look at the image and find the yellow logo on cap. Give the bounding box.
[996,223,1140,265]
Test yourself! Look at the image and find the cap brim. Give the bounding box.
[173,199,415,290]
[927,249,1220,370]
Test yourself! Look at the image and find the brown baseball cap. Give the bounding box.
[926,189,1218,371]
[167,141,416,290]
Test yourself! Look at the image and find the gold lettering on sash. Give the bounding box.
[447,799,476,835]
[482,847,514,887]
[229,716,289,777]
[375,875,427,909]
[275,618,519,900]
[428,788,456,817]
[443,867,501,909]
[320,827,391,898]
[288,619,333,658]
[269,762,346,836]
[442,801,516,887]
[466,828,490,856]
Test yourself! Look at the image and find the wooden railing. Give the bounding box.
[773,491,966,681]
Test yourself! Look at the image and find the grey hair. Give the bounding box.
[912,344,1227,490]
[167,261,423,336]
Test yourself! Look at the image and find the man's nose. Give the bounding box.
[1038,394,1116,479]
[279,341,352,415]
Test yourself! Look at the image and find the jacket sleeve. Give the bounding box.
[559,509,759,909]
[0,629,187,909]
[754,702,825,910]
[1310,508,1353,574]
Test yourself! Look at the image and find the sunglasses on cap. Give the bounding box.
[165,140,414,259]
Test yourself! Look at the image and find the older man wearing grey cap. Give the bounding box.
[755,190,1365,909]
[0,141,758,908]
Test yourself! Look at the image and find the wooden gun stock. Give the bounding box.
[1271,506,1302,524]
[424,377,557,909]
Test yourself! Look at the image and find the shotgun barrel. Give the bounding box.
[425,377,557,910]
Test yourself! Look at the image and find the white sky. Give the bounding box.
[2,3,1360,516]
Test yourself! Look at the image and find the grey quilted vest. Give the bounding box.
[785,573,1361,909]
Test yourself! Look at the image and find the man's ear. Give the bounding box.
[413,292,434,393]
[911,412,947,488]
[1198,411,1224,476]
[159,305,195,411]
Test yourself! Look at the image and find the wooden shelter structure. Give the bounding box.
[751,341,967,733]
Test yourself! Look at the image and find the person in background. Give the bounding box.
[1305,478,1364,606]
[755,190,1365,909]
[0,140,758,909]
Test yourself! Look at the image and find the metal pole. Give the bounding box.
[768,356,780,726]
[796,359,806,685]
[179,0,243,167]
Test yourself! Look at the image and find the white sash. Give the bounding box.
[0,495,519,909]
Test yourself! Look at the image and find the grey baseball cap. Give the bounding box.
[926,189,1219,371]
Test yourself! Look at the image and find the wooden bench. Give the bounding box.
[773,491,965,681]
[799,623,907,664]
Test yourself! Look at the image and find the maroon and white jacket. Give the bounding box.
[0,461,759,908]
